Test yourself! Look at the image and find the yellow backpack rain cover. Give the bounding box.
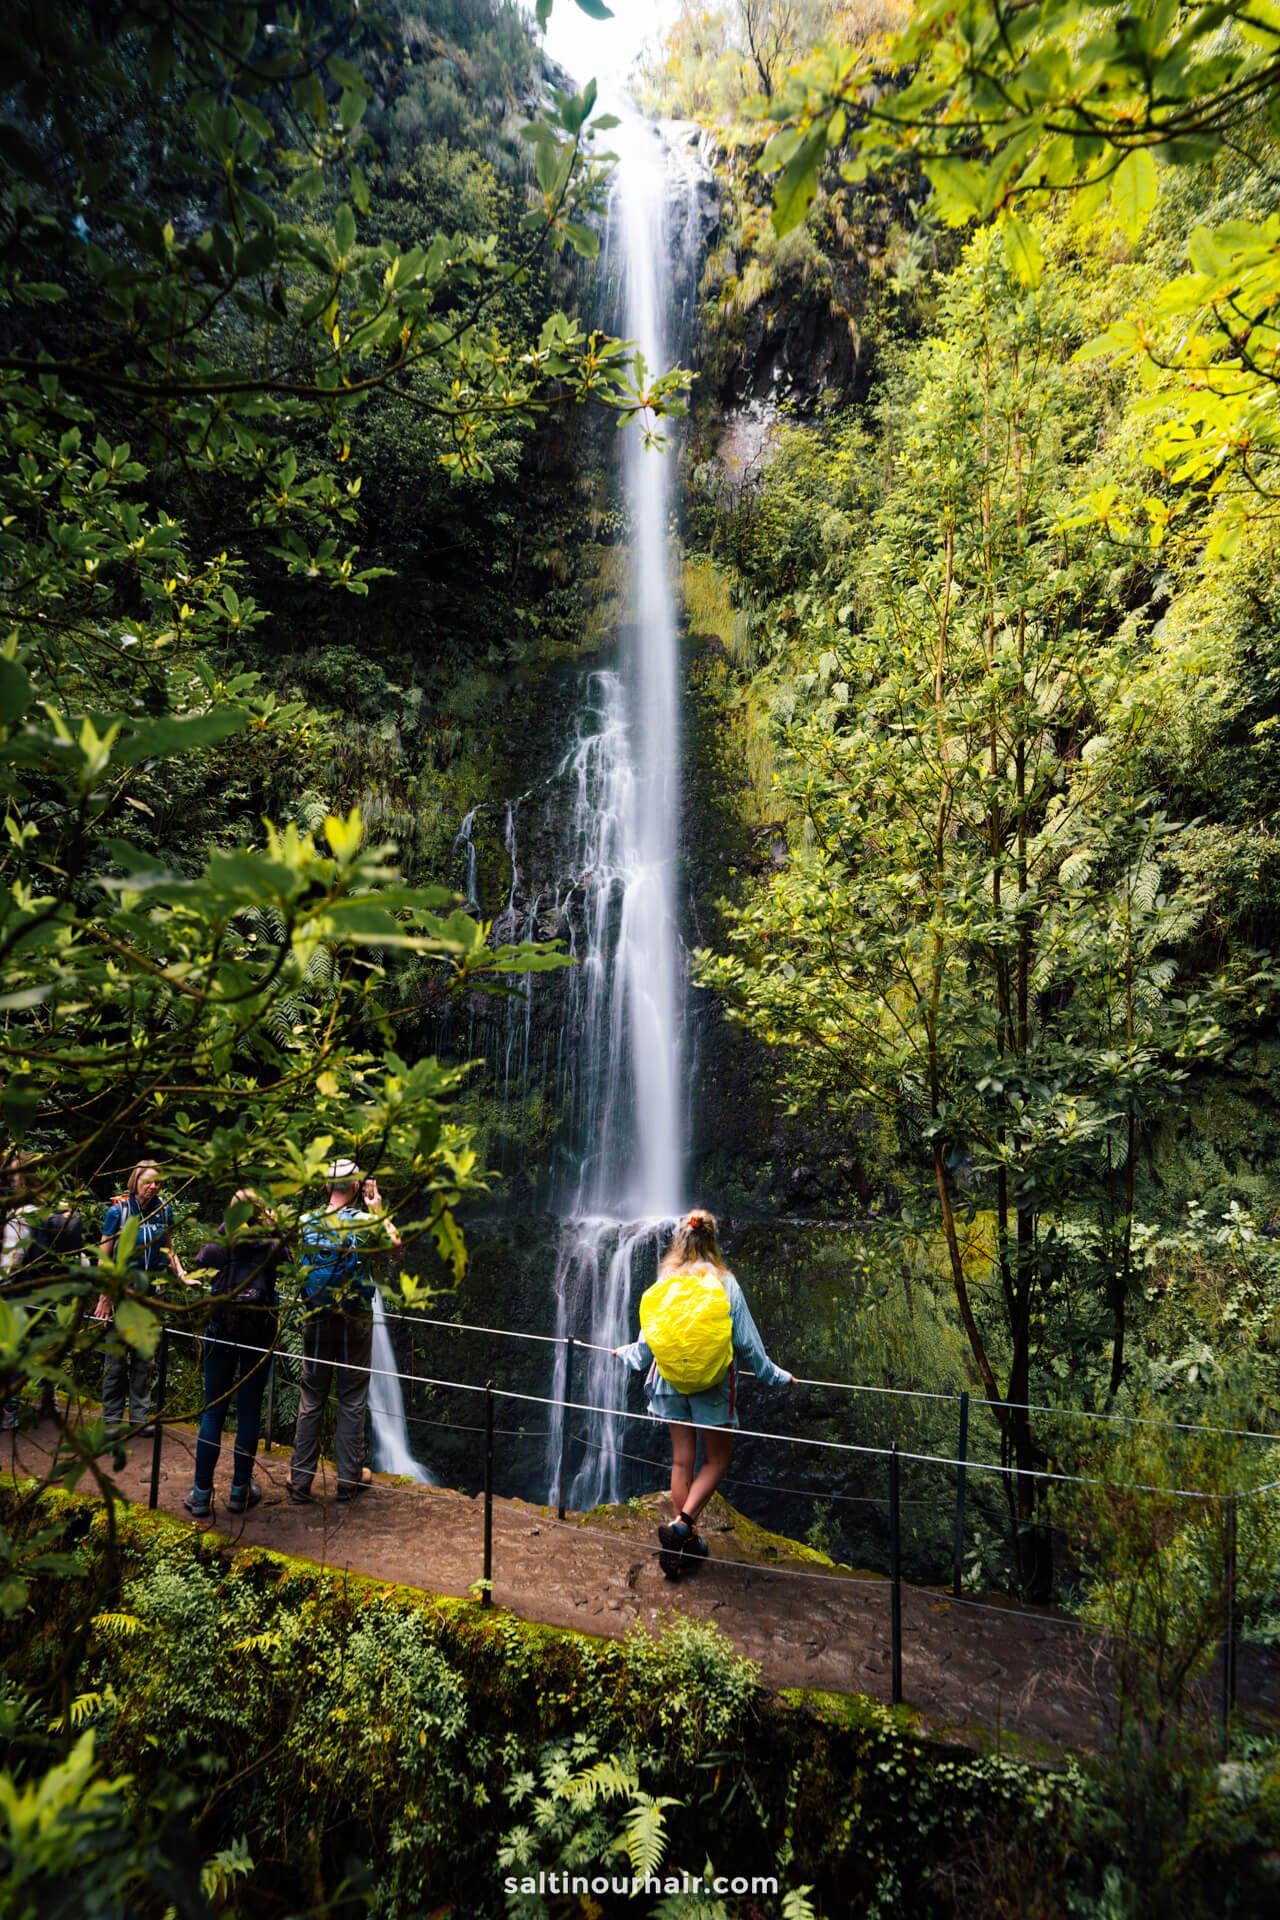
[639,1263,734,1395]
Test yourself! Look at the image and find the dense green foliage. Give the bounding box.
[6,1494,1279,1920]
[0,1,683,1902]
[4,0,1280,1911]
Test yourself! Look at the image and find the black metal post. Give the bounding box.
[1223,1493,1238,1753]
[952,1389,969,1598]
[557,1335,576,1522]
[148,1325,168,1511]
[482,1380,494,1610]
[889,1441,903,1706]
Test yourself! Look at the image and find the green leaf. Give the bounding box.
[0,654,34,725]
[926,156,987,224]
[574,0,613,18]
[562,221,600,260]
[334,203,356,257]
[111,707,252,768]
[113,1299,160,1359]
[1001,213,1044,287]
[770,123,828,237]
[1110,148,1158,240]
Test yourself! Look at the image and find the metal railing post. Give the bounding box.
[1223,1493,1238,1754]
[557,1335,576,1521]
[952,1389,969,1597]
[889,1441,903,1706]
[148,1324,168,1511]
[264,1343,276,1449]
[481,1380,494,1610]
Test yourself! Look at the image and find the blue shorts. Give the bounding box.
[646,1362,737,1429]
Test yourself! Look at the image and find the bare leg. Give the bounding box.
[680,1426,734,1524]
[668,1422,696,1518]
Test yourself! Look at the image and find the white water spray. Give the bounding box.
[368,1292,435,1483]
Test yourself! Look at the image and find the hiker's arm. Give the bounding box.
[725,1276,792,1386]
[362,1180,400,1248]
[163,1224,188,1284]
[94,1228,115,1319]
[612,1335,652,1370]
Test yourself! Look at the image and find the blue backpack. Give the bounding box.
[300,1207,368,1308]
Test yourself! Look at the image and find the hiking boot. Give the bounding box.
[286,1480,313,1505]
[335,1480,367,1504]
[227,1482,261,1515]
[657,1519,692,1581]
[682,1531,709,1564]
[183,1490,213,1519]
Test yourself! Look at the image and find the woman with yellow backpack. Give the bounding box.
[613,1210,794,1579]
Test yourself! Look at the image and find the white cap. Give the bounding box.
[327,1158,361,1183]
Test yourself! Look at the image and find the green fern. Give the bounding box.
[48,1687,115,1732]
[618,1797,679,1880]
[200,1834,255,1900]
[91,1612,147,1639]
[231,1630,282,1655]
[557,1753,640,1810]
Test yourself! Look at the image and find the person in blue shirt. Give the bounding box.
[95,1161,187,1435]
[287,1159,400,1506]
[614,1209,793,1578]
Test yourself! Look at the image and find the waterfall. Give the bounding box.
[436,118,707,1510]
[454,806,481,913]
[542,116,704,1508]
[368,1292,435,1483]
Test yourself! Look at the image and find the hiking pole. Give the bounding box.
[557,1335,576,1521]
[481,1379,494,1610]
[889,1441,903,1706]
[148,1324,168,1512]
[952,1390,969,1598]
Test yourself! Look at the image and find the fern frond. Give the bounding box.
[619,1796,679,1879]
[231,1630,282,1654]
[558,1753,639,1809]
[91,1611,147,1638]
[48,1686,115,1732]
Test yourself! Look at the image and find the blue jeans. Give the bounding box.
[193,1324,274,1493]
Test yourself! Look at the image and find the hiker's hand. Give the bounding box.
[92,1294,111,1321]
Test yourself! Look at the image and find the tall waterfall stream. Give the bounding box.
[372,116,707,1503]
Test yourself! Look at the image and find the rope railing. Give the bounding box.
[28,1310,1261,1742]
[154,1324,1277,1501]
[335,1304,1280,1445]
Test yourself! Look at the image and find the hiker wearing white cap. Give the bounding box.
[287,1161,400,1504]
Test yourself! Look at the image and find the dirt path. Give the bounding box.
[11,1416,1277,1755]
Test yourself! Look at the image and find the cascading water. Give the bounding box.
[369,1292,435,1483]
[542,115,705,1509]
[422,114,707,1505]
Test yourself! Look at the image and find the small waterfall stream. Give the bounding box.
[368,1292,435,1483]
